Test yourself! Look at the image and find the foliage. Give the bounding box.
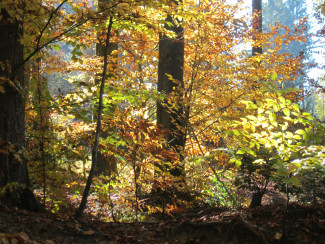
[1,0,324,220]
[229,85,325,201]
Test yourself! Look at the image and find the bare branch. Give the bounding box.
[36,0,69,50]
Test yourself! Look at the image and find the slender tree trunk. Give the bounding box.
[252,0,263,56]
[94,0,118,178]
[75,16,114,218]
[0,9,40,211]
[249,0,263,208]
[157,0,185,178]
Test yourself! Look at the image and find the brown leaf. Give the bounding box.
[16,232,30,242]
[83,230,95,235]
[0,237,10,244]
[10,238,18,244]
[44,240,56,244]
[0,149,9,155]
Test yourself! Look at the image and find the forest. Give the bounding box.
[0,0,325,243]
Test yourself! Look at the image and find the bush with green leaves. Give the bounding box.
[229,89,325,205]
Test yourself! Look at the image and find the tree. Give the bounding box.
[157,0,186,180]
[94,0,118,177]
[263,0,314,109]
[230,89,325,208]
[252,0,263,56]
[75,15,114,217]
[0,8,40,211]
[248,0,263,208]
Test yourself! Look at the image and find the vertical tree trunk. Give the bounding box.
[94,0,118,178]
[157,0,185,178]
[252,0,263,56]
[0,9,40,211]
[75,16,114,218]
[249,191,264,208]
[249,0,263,208]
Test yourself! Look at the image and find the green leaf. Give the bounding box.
[276,167,290,177]
[235,159,242,167]
[53,44,60,52]
[286,99,291,105]
[271,72,277,81]
[283,108,290,117]
[296,129,306,135]
[271,113,277,121]
[236,150,246,155]
[266,98,275,107]
[303,134,310,142]
[247,115,257,120]
[292,134,301,140]
[283,176,300,187]
[247,103,257,109]
[279,96,285,105]
[292,103,300,112]
[285,131,293,138]
[195,157,203,165]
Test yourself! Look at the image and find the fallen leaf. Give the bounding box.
[16,232,30,242]
[0,236,10,244]
[10,238,18,244]
[83,230,95,235]
[274,232,282,240]
[45,240,56,244]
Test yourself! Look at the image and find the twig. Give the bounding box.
[36,0,69,50]
[16,2,121,69]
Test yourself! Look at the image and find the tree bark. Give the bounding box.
[94,0,118,178]
[249,192,264,208]
[249,0,263,208]
[157,0,185,178]
[252,0,263,56]
[75,16,114,218]
[0,9,40,211]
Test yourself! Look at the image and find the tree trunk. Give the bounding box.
[249,0,263,209]
[94,0,118,178]
[0,9,40,211]
[75,16,114,218]
[252,0,262,56]
[157,0,185,178]
[249,192,264,208]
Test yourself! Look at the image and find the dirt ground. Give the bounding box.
[0,203,324,243]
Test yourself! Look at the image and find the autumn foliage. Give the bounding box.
[0,0,324,223]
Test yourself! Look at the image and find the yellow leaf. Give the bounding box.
[275,232,282,240]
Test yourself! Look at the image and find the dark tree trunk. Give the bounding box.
[249,192,264,208]
[252,0,263,55]
[157,0,185,178]
[93,0,118,178]
[249,0,263,209]
[0,9,40,211]
[75,16,114,218]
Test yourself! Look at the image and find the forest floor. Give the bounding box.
[0,202,325,244]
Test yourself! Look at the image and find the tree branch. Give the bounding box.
[16,2,121,69]
[36,0,69,50]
